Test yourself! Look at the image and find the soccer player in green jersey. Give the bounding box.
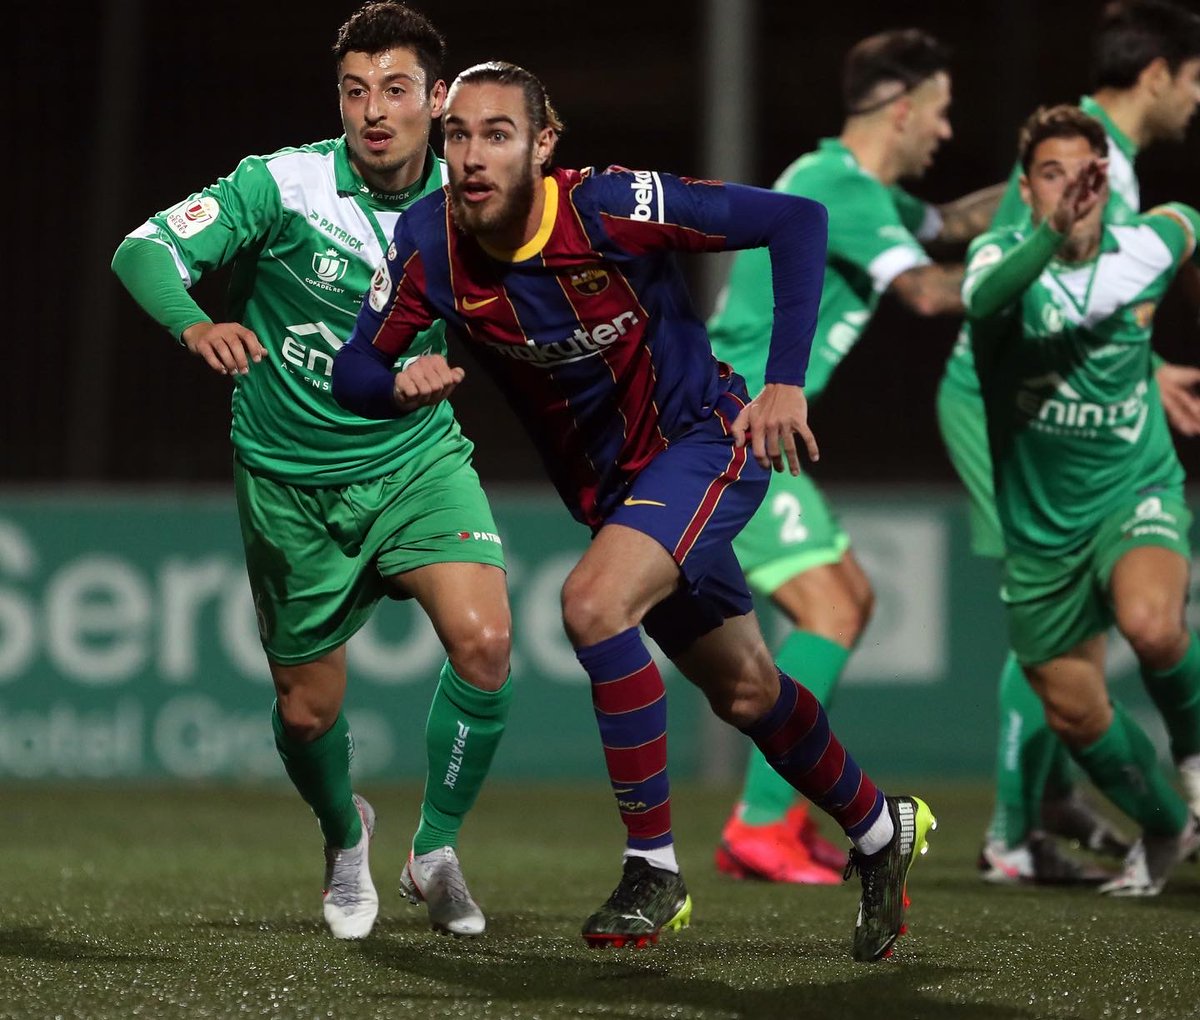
[111,2,513,939]
[936,0,1200,885]
[967,102,1200,896]
[707,29,1003,884]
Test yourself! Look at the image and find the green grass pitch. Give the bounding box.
[4,780,1200,1019]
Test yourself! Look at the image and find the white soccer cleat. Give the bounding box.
[1177,756,1200,818]
[322,794,379,939]
[400,845,486,936]
[1099,815,1200,898]
[977,832,1114,886]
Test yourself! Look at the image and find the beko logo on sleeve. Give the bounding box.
[628,170,663,223]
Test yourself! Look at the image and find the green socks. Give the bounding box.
[272,704,362,850]
[1074,702,1189,837]
[1143,631,1200,761]
[987,653,1065,847]
[737,631,849,826]
[413,660,512,855]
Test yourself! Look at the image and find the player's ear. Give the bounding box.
[1139,56,1171,96]
[1018,173,1032,208]
[891,95,913,133]
[533,127,557,169]
[429,79,448,118]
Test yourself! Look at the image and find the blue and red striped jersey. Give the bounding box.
[339,165,825,527]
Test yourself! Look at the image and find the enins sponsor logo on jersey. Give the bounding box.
[166,197,220,239]
[480,311,640,367]
[1017,373,1149,442]
[569,267,610,296]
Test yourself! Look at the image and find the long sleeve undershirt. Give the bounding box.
[111,236,211,341]
[964,219,1063,321]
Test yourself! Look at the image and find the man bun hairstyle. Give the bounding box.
[452,61,565,175]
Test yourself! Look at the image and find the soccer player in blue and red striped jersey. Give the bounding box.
[332,61,935,961]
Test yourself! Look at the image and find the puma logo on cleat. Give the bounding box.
[620,911,653,926]
[897,800,915,856]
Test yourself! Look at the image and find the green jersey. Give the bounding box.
[707,137,938,399]
[943,96,1140,396]
[123,139,453,487]
[965,205,1199,555]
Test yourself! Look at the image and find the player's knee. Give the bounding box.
[446,622,512,691]
[1118,602,1187,669]
[786,571,871,645]
[561,575,634,646]
[275,696,338,743]
[1043,698,1111,748]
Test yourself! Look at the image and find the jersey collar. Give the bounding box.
[820,136,869,174]
[334,139,444,208]
[1079,95,1138,161]
[477,174,560,263]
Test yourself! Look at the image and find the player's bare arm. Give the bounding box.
[935,182,1007,244]
[181,321,268,377]
[731,382,819,475]
[889,263,965,316]
[1156,361,1200,437]
[392,353,465,411]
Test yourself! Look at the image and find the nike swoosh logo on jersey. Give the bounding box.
[623,497,666,507]
[461,295,499,311]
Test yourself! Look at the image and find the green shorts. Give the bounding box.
[936,376,1004,559]
[733,467,850,596]
[1002,491,1192,666]
[234,446,505,666]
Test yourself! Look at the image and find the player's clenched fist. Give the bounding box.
[182,321,268,376]
[392,353,465,411]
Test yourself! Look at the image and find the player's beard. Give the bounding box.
[368,149,413,179]
[450,161,537,242]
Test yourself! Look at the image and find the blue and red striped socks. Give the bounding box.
[577,628,676,870]
[743,670,889,850]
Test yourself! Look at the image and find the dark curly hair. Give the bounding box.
[333,2,446,92]
[1017,104,1108,173]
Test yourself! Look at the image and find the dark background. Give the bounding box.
[10,0,1200,488]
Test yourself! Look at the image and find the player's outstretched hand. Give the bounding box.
[1156,361,1200,437]
[182,321,267,376]
[731,383,819,475]
[393,354,465,412]
[1050,158,1107,235]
